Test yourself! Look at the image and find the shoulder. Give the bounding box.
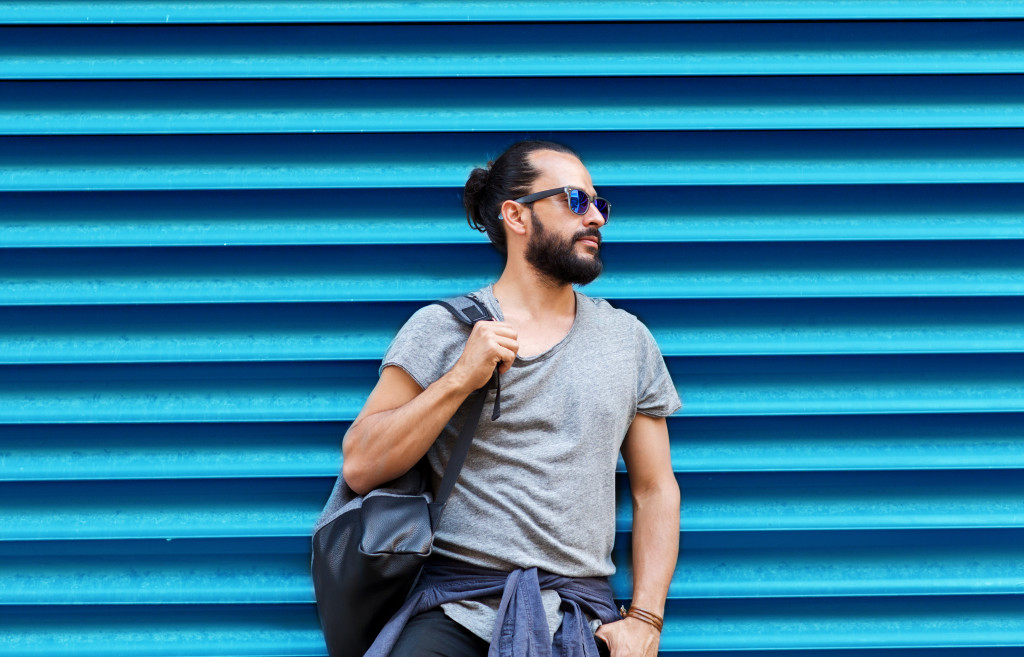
[577,291,646,334]
[576,291,663,359]
[381,294,481,385]
[403,301,465,329]
[388,291,488,349]
[398,296,480,336]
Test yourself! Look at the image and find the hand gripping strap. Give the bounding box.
[432,295,502,421]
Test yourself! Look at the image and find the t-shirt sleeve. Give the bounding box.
[634,320,682,417]
[379,304,470,390]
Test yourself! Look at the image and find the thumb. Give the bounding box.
[592,627,611,656]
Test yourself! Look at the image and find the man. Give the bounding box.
[342,140,681,657]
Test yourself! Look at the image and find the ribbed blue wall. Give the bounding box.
[1,3,1022,655]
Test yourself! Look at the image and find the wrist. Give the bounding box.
[437,366,478,399]
[623,596,664,617]
[619,605,664,633]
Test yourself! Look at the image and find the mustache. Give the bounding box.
[573,228,602,246]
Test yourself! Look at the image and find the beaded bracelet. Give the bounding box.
[619,605,664,633]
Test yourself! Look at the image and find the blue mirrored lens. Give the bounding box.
[568,189,588,214]
[595,198,609,220]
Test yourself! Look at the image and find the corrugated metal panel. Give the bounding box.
[1,3,1021,656]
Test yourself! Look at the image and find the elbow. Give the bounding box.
[341,423,374,496]
[650,479,680,512]
[664,475,681,510]
[634,473,680,510]
[340,410,413,495]
[341,457,373,497]
[666,474,681,503]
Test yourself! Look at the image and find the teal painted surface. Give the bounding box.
[3,298,1024,365]
[7,131,1024,191]
[2,22,1024,79]
[5,1,1024,23]
[1,4,1022,656]
[6,77,1024,135]
[4,186,1024,247]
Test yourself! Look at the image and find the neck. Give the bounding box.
[492,258,577,321]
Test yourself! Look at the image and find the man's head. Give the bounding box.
[463,140,609,286]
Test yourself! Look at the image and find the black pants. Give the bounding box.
[389,608,489,657]
[388,608,612,657]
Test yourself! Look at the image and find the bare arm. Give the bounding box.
[342,320,518,495]
[596,413,679,657]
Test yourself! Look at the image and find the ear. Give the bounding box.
[500,199,528,237]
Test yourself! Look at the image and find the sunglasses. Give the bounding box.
[512,187,611,222]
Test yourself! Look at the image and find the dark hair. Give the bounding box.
[462,140,580,256]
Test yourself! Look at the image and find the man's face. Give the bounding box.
[520,151,607,286]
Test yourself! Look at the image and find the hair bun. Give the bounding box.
[463,167,490,232]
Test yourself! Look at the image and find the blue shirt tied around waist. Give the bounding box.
[364,558,621,657]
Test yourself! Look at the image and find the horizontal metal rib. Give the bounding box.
[2,242,1022,305]
[0,354,1021,423]
[0,361,374,424]
[622,470,1024,533]
[2,531,1021,606]
[5,76,1024,135]
[1,298,1023,366]
[5,184,1024,248]
[3,413,1021,483]
[0,423,341,482]
[666,413,1024,472]
[673,354,1024,416]
[0,540,313,605]
[0,478,331,541]
[2,22,1024,80]
[0,604,326,656]
[658,595,1024,652]
[630,297,1024,356]
[4,598,1024,655]
[657,649,1024,657]
[613,531,1024,599]
[4,1,1024,23]
[2,469,1022,542]
[6,130,1024,192]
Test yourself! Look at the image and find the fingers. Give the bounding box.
[480,322,518,373]
[592,618,660,657]
[592,627,614,657]
[473,321,519,356]
[487,339,517,373]
[476,320,517,342]
[454,320,519,390]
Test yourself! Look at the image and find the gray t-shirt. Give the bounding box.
[380,285,681,641]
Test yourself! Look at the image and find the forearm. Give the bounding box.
[595,477,678,656]
[342,370,474,494]
[628,481,680,615]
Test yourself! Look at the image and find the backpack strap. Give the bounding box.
[433,294,492,326]
[427,294,503,527]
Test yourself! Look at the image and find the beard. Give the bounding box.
[524,215,603,286]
